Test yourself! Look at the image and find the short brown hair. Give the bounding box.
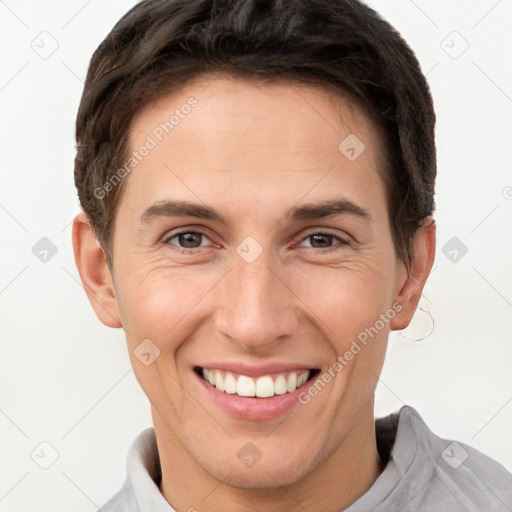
[74,0,436,270]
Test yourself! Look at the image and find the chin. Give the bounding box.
[198,448,315,490]
[218,464,307,490]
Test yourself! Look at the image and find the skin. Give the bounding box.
[73,75,436,512]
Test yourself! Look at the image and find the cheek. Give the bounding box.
[116,265,220,346]
[116,268,222,409]
[290,263,392,346]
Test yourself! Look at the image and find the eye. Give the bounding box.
[298,232,348,249]
[165,231,211,249]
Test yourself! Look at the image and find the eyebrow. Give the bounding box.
[140,201,227,224]
[287,199,371,223]
[139,199,372,225]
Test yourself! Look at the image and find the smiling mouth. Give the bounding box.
[195,367,320,398]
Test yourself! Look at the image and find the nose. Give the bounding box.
[213,250,299,352]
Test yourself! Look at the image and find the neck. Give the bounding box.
[154,401,382,512]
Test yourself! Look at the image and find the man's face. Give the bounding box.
[108,76,408,487]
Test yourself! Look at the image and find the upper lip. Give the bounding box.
[195,362,317,377]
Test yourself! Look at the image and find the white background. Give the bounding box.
[1,1,511,510]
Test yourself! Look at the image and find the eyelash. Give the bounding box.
[162,229,350,252]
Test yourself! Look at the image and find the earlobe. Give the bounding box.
[72,212,122,328]
[390,216,436,331]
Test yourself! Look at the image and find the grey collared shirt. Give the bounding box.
[99,406,512,511]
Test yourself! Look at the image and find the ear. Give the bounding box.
[390,216,436,331]
[72,212,122,328]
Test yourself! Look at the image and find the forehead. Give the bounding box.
[130,74,382,155]
[123,75,387,217]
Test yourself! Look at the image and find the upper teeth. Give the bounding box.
[201,368,310,398]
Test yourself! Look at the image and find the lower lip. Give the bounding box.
[196,372,313,421]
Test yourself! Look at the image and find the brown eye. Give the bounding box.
[298,232,348,249]
[308,234,334,248]
[166,231,208,248]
